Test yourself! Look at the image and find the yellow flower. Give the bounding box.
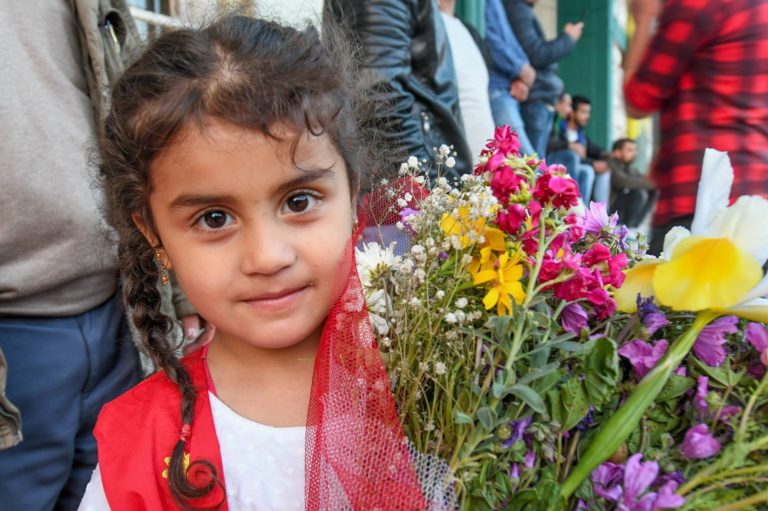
[616,149,768,321]
[440,206,505,251]
[161,452,190,479]
[473,251,526,315]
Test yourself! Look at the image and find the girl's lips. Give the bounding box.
[241,286,308,312]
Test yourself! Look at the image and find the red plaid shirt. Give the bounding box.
[624,0,768,226]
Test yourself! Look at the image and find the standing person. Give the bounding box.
[324,0,473,180]
[555,95,611,204]
[439,0,496,161]
[504,0,583,157]
[0,2,143,509]
[609,138,658,228]
[624,0,768,255]
[485,0,537,157]
[77,15,453,510]
[546,91,596,202]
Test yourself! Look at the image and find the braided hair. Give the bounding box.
[98,15,369,508]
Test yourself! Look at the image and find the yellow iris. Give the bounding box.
[440,206,505,251]
[472,251,526,315]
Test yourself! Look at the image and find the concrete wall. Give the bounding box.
[534,0,559,40]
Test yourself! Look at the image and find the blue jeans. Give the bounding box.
[520,100,555,157]
[592,169,611,205]
[0,295,140,511]
[489,88,535,157]
[547,149,595,204]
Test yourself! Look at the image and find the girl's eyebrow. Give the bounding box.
[168,168,336,209]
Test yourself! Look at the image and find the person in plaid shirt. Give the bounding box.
[623,0,768,255]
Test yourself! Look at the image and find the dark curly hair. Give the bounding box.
[98,14,369,509]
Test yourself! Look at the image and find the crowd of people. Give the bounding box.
[2,0,768,509]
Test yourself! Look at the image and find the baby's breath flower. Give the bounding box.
[444,312,458,324]
[380,178,389,185]
[455,297,468,309]
[434,361,447,375]
[396,221,405,230]
[439,144,451,157]
[404,192,413,202]
[445,156,456,168]
[399,162,409,175]
[435,290,446,300]
[407,156,419,169]
[455,310,466,323]
[396,198,408,208]
[411,245,426,256]
[415,175,426,185]
[409,297,421,307]
[425,420,436,432]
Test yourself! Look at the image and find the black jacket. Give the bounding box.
[325,0,472,179]
[503,0,575,105]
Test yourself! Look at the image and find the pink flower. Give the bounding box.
[533,168,580,209]
[496,204,527,235]
[681,424,721,459]
[745,322,768,366]
[489,125,522,155]
[583,201,618,235]
[619,339,669,379]
[490,167,523,203]
[693,316,738,367]
[694,376,709,413]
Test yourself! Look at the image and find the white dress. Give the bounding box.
[78,391,306,511]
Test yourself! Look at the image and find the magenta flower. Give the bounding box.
[637,297,670,336]
[694,376,709,413]
[591,462,624,501]
[489,167,523,203]
[693,316,738,367]
[681,424,721,459]
[745,322,768,366]
[619,339,670,379]
[524,450,536,469]
[592,454,685,510]
[583,201,618,235]
[655,480,687,509]
[561,303,589,334]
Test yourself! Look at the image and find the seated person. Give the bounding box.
[609,138,658,228]
[546,92,595,203]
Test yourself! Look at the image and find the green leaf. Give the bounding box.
[520,363,561,385]
[548,389,563,425]
[454,410,473,425]
[585,337,620,409]
[505,383,547,414]
[560,378,591,430]
[492,382,504,399]
[656,375,695,402]
[532,369,565,396]
[477,407,497,430]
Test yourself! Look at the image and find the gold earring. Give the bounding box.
[155,249,170,286]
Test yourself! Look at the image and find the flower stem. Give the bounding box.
[709,490,768,511]
[560,309,719,498]
[737,371,768,441]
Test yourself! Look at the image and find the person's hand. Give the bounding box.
[569,142,586,159]
[563,21,584,42]
[631,0,662,24]
[180,315,213,355]
[519,63,537,87]
[510,80,530,101]
[593,160,609,173]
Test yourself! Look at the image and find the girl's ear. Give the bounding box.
[131,211,159,247]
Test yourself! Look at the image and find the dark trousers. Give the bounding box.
[611,188,659,229]
[0,295,140,511]
[649,214,694,256]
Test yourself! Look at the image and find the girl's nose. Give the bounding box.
[239,218,296,276]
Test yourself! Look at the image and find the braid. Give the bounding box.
[121,236,223,510]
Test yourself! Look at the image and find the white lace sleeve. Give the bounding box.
[77,464,111,511]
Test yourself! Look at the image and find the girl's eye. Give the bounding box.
[283,192,318,214]
[196,210,233,230]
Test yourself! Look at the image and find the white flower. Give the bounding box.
[415,176,426,185]
[380,178,389,185]
[411,245,425,256]
[404,192,413,202]
[435,290,446,300]
[439,144,451,157]
[396,221,405,231]
[455,310,466,323]
[444,312,458,324]
[409,297,422,307]
[355,242,400,288]
[407,156,419,169]
[368,313,390,336]
[434,361,447,375]
[445,156,456,168]
[399,162,409,175]
[396,198,408,208]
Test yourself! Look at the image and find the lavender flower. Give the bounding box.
[583,201,618,235]
[524,450,536,469]
[592,462,623,501]
[694,376,709,413]
[592,454,685,510]
[561,302,589,334]
[618,339,669,379]
[655,480,687,509]
[636,297,670,336]
[398,208,419,236]
[681,424,721,459]
[501,416,532,448]
[746,322,768,366]
[693,316,738,367]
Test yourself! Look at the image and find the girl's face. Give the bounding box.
[140,120,354,352]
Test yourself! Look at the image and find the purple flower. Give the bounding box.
[509,463,520,481]
[619,339,669,379]
[717,405,741,421]
[438,251,449,261]
[681,424,721,459]
[617,224,630,250]
[501,416,532,448]
[524,450,536,469]
[746,322,768,366]
[623,453,660,509]
[583,201,618,235]
[654,480,686,509]
[695,376,709,413]
[592,462,624,501]
[637,297,670,336]
[398,208,419,236]
[693,316,737,367]
[561,302,589,334]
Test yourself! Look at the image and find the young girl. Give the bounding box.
[77,15,451,511]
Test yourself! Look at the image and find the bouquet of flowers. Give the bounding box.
[356,128,768,510]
